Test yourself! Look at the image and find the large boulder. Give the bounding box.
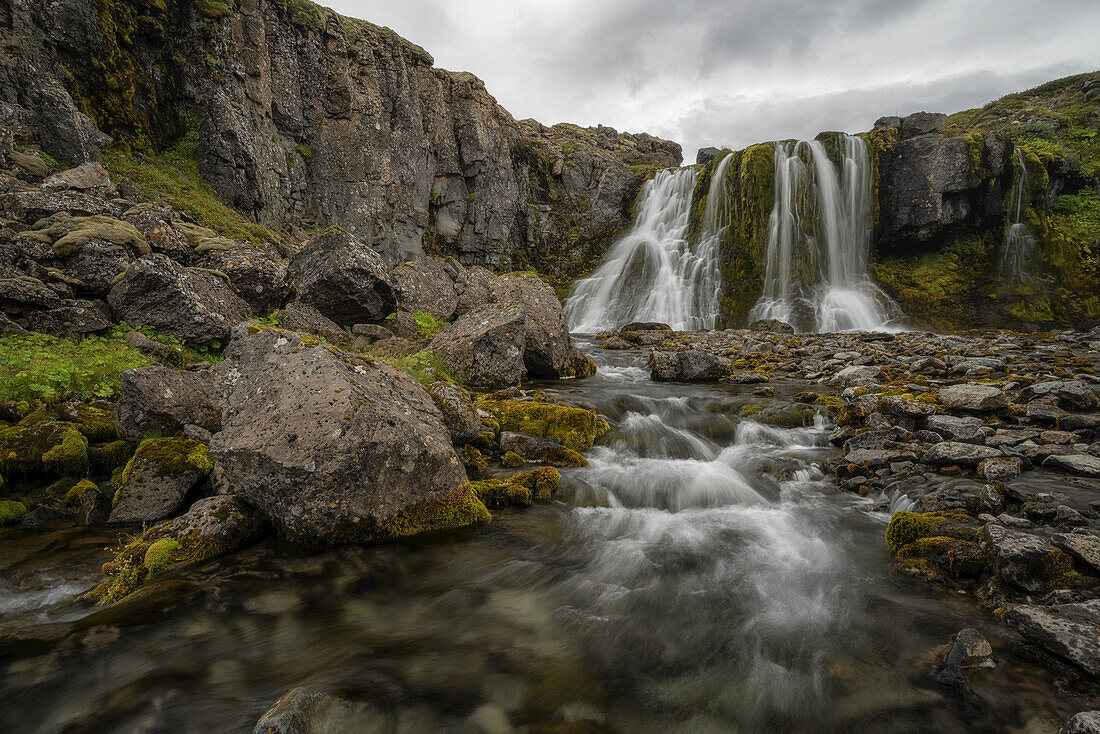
[108,254,251,346]
[391,255,461,321]
[1005,600,1100,677]
[921,442,1000,467]
[114,367,222,442]
[982,524,1075,593]
[938,383,1009,412]
[285,231,395,326]
[429,302,527,389]
[491,273,595,378]
[109,438,214,524]
[649,350,732,382]
[196,244,286,314]
[209,327,487,544]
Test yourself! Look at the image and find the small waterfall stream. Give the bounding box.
[566,167,718,332]
[1000,149,1039,287]
[750,135,901,332]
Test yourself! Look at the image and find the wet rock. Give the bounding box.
[108,254,251,346]
[1060,711,1100,734]
[210,327,484,544]
[114,367,222,442]
[108,438,214,524]
[621,321,672,332]
[285,230,395,326]
[982,524,1075,593]
[649,349,732,382]
[833,365,883,384]
[922,442,1001,467]
[926,415,984,443]
[1005,600,1100,677]
[253,686,391,734]
[425,381,484,445]
[979,456,1022,482]
[938,384,1009,412]
[429,302,527,389]
[499,431,587,468]
[1044,454,1100,478]
[1052,531,1100,574]
[943,628,994,669]
[147,495,264,564]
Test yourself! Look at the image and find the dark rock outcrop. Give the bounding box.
[114,367,222,442]
[285,231,395,326]
[430,302,527,389]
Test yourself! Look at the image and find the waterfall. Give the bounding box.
[749,135,901,333]
[1000,149,1039,286]
[566,166,719,332]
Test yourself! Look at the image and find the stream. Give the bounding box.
[0,339,1084,733]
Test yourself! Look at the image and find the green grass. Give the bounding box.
[0,332,149,404]
[103,131,283,246]
[109,323,223,365]
[412,311,448,338]
[1051,187,1100,244]
[377,351,456,385]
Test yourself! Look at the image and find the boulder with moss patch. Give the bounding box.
[482,400,609,452]
[0,499,27,525]
[209,327,486,544]
[108,438,213,524]
[0,421,88,478]
[982,523,1077,593]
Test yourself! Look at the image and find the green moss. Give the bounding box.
[896,536,988,580]
[501,450,524,468]
[471,479,532,509]
[62,478,100,509]
[481,400,609,452]
[143,537,181,574]
[376,350,457,385]
[412,311,448,338]
[461,444,488,479]
[89,440,136,473]
[50,216,149,257]
[376,485,491,539]
[885,511,945,554]
[294,143,313,163]
[70,405,118,442]
[9,150,50,178]
[0,499,28,525]
[41,427,89,476]
[118,438,212,491]
[509,466,561,501]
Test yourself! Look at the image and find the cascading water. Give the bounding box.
[750,135,902,332]
[565,166,720,332]
[1000,149,1039,287]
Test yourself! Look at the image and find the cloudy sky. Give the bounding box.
[326,0,1099,161]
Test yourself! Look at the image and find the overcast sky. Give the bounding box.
[325,0,1099,162]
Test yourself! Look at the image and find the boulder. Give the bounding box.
[900,111,948,139]
[209,327,487,544]
[1060,711,1100,734]
[391,255,461,321]
[145,495,265,565]
[1052,531,1100,574]
[0,276,62,314]
[983,524,1075,593]
[499,431,587,468]
[18,299,112,335]
[926,415,984,443]
[109,438,214,524]
[1044,454,1100,478]
[491,273,594,378]
[922,442,1000,467]
[276,301,347,343]
[41,162,117,196]
[285,230,395,326]
[979,456,1022,482]
[1005,600,1100,677]
[108,254,251,346]
[56,239,134,297]
[649,350,732,382]
[114,367,222,442]
[429,302,527,389]
[696,147,721,165]
[425,381,484,445]
[938,384,1009,412]
[196,245,286,314]
[253,687,390,734]
[0,190,124,223]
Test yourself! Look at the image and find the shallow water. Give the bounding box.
[0,341,1090,733]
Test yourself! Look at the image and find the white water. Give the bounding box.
[1000,149,1039,287]
[566,167,720,332]
[750,136,902,333]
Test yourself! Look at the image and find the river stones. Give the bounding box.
[921,442,1000,467]
[1060,711,1100,734]
[926,415,984,443]
[938,384,1009,412]
[210,326,486,544]
[1052,531,1100,573]
[649,349,732,382]
[1044,454,1100,478]
[1005,600,1100,677]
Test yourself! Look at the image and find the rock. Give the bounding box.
[922,442,1001,467]
[1052,531,1100,574]
[926,415,984,443]
[1060,711,1100,734]
[649,350,732,382]
[483,399,608,452]
[122,330,182,364]
[108,254,251,346]
[285,230,395,326]
[491,273,594,378]
[499,431,587,468]
[425,381,484,445]
[253,686,390,734]
[1,190,124,223]
[146,495,264,565]
[1005,600,1100,677]
[900,111,948,138]
[109,438,214,524]
[983,524,1075,593]
[114,367,222,442]
[429,302,527,389]
[833,365,883,384]
[621,322,672,332]
[749,319,794,334]
[209,327,486,544]
[1027,400,1066,423]
[942,628,994,669]
[938,384,1009,412]
[18,299,112,335]
[979,456,1022,482]
[41,162,117,196]
[1044,454,1100,478]
[0,275,62,314]
[195,244,286,314]
[350,323,392,343]
[0,420,88,478]
[391,255,460,321]
[276,301,347,343]
[696,147,721,165]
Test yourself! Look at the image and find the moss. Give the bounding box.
[72,405,118,442]
[89,440,135,473]
[0,499,28,525]
[51,216,149,256]
[896,536,988,580]
[501,450,524,468]
[9,150,50,178]
[1039,548,1079,591]
[471,479,532,509]
[481,400,609,452]
[376,350,457,385]
[510,466,561,501]
[412,311,447,338]
[885,511,946,554]
[143,537,181,574]
[40,426,89,476]
[375,485,491,539]
[461,444,488,479]
[62,478,100,509]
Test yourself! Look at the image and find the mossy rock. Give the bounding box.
[461,444,488,479]
[9,150,49,178]
[885,510,975,554]
[89,440,135,473]
[481,400,609,451]
[62,478,100,510]
[509,466,561,501]
[110,438,214,523]
[117,437,214,490]
[143,537,181,574]
[739,401,816,428]
[471,479,533,509]
[375,485,491,540]
[52,216,150,257]
[0,421,89,477]
[895,536,989,581]
[501,450,524,468]
[0,499,27,525]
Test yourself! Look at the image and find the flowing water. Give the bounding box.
[0,341,1084,733]
[750,136,903,333]
[566,167,719,332]
[1000,149,1040,287]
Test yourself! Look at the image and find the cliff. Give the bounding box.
[0,0,680,273]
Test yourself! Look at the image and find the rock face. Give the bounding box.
[285,231,395,326]
[209,327,488,544]
[0,1,680,272]
[108,255,251,346]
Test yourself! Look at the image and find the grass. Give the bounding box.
[412,311,447,338]
[0,332,148,404]
[103,131,283,247]
[377,351,456,385]
[109,323,223,365]
[1051,187,1100,244]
